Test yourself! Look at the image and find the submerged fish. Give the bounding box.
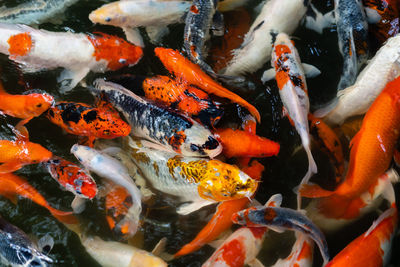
[92,79,222,157]
[124,136,258,215]
[0,216,53,267]
[0,23,142,92]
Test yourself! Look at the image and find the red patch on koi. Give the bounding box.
[190,45,198,59]
[249,227,267,239]
[221,239,246,267]
[190,4,199,14]
[8,33,32,58]
[167,130,186,153]
[264,208,277,222]
[297,240,313,261]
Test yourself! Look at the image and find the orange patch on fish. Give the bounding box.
[167,130,186,153]
[190,4,199,14]
[8,32,32,58]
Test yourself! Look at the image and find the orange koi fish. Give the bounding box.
[154,47,261,123]
[0,126,52,173]
[0,83,53,124]
[174,159,264,257]
[308,114,344,182]
[325,205,398,267]
[214,128,280,158]
[301,76,400,219]
[46,101,131,146]
[0,172,77,224]
[142,75,223,127]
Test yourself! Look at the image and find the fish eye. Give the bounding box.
[105,17,111,22]
[190,144,199,152]
[119,58,126,64]
[36,103,42,108]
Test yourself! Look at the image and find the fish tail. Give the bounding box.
[48,207,78,224]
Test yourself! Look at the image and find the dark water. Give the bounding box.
[0,0,399,266]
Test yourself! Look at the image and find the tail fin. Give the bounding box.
[297,145,317,209]
[48,208,78,224]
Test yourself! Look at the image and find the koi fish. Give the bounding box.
[154,47,261,123]
[315,34,400,126]
[89,0,191,46]
[301,76,400,220]
[325,205,398,267]
[174,159,264,257]
[262,32,317,208]
[214,128,280,158]
[202,194,282,267]
[0,83,54,124]
[142,75,223,127]
[0,172,77,224]
[0,216,54,267]
[232,205,330,265]
[123,136,257,215]
[0,125,52,173]
[0,0,78,25]
[71,144,143,237]
[222,0,311,76]
[46,101,131,146]
[92,79,222,157]
[0,23,142,92]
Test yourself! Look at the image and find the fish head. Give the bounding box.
[89,2,125,26]
[27,143,53,164]
[71,144,96,168]
[198,160,257,201]
[183,125,222,157]
[25,93,54,117]
[88,33,143,71]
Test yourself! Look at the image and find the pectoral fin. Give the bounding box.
[57,68,90,93]
[0,160,23,174]
[37,234,54,254]
[302,63,321,78]
[71,196,86,214]
[123,27,144,47]
[304,4,335,34]
[177,199,216,215]
[145,26,170,44]
[261,68,276,83]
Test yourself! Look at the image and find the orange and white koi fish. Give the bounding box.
[0,172,77,224]
[0,23,142,92]
[154,47,261,123]
[301,76,400,220]
[325,205,398,267]
[202,194,282,267]
[0,82,53,124]
[262,32,317,209]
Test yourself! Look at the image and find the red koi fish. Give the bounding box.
[326,204,398,267]
[46,101,131,146]
[142,75,223,127]
[154,47,261,123]
[301,76,400,219]
[0,82,53,125]
[214,128,280,158]
[174,159,264,258]
[0,125,52,173]
[0,172,77,224]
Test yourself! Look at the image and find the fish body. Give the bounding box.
[222,0,311,76]
[0,23,142,92]
[123,136,257,215]
[45,157,97,199]
[325,205,398,267]
[0,0,78,25]
[316,34,400,126]
[154,47,261,122]
[92,79,222,157]
[46,101,131,144]
[335,0,369,90]
[0,216,53,267]
[142,75,223,127]
[71,144,143,236]
[233,206,330,265]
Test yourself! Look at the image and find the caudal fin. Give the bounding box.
[48,208,78,224]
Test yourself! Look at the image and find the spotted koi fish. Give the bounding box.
[142,75,223,127]
[263,32,317,208]
[202,194,281,267]
[123,136,257,215]
[232,205,330,266]
[0,23,142,92]
[46,101,131,146]
[92,79,222,157]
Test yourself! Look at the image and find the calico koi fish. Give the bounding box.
[0,83,53,124]
[46,101,131,146]
[222,0,312,76]
[89,0,191,46]
[123,136,257,215]
[263,33,317,208]
[325,205,398,267]
[0,173,77,224]
[202,194,281,267]
[232,205,330,265]
[0,23,142,92]
[154,47,261,123]
[315,34,400,126]
[142,75,223,127]
[214,128,280,158]
[92,79,222,157]
[301,76,400,220]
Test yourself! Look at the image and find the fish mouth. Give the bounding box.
[205,143,222,158]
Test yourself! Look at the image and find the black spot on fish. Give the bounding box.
[48,109,54,117]
[202,136,219,150]
[290,74,304,87]
[253,20,265,32]
[61,108,81,124]
[83,110,98,123]
[270,30,278,44]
